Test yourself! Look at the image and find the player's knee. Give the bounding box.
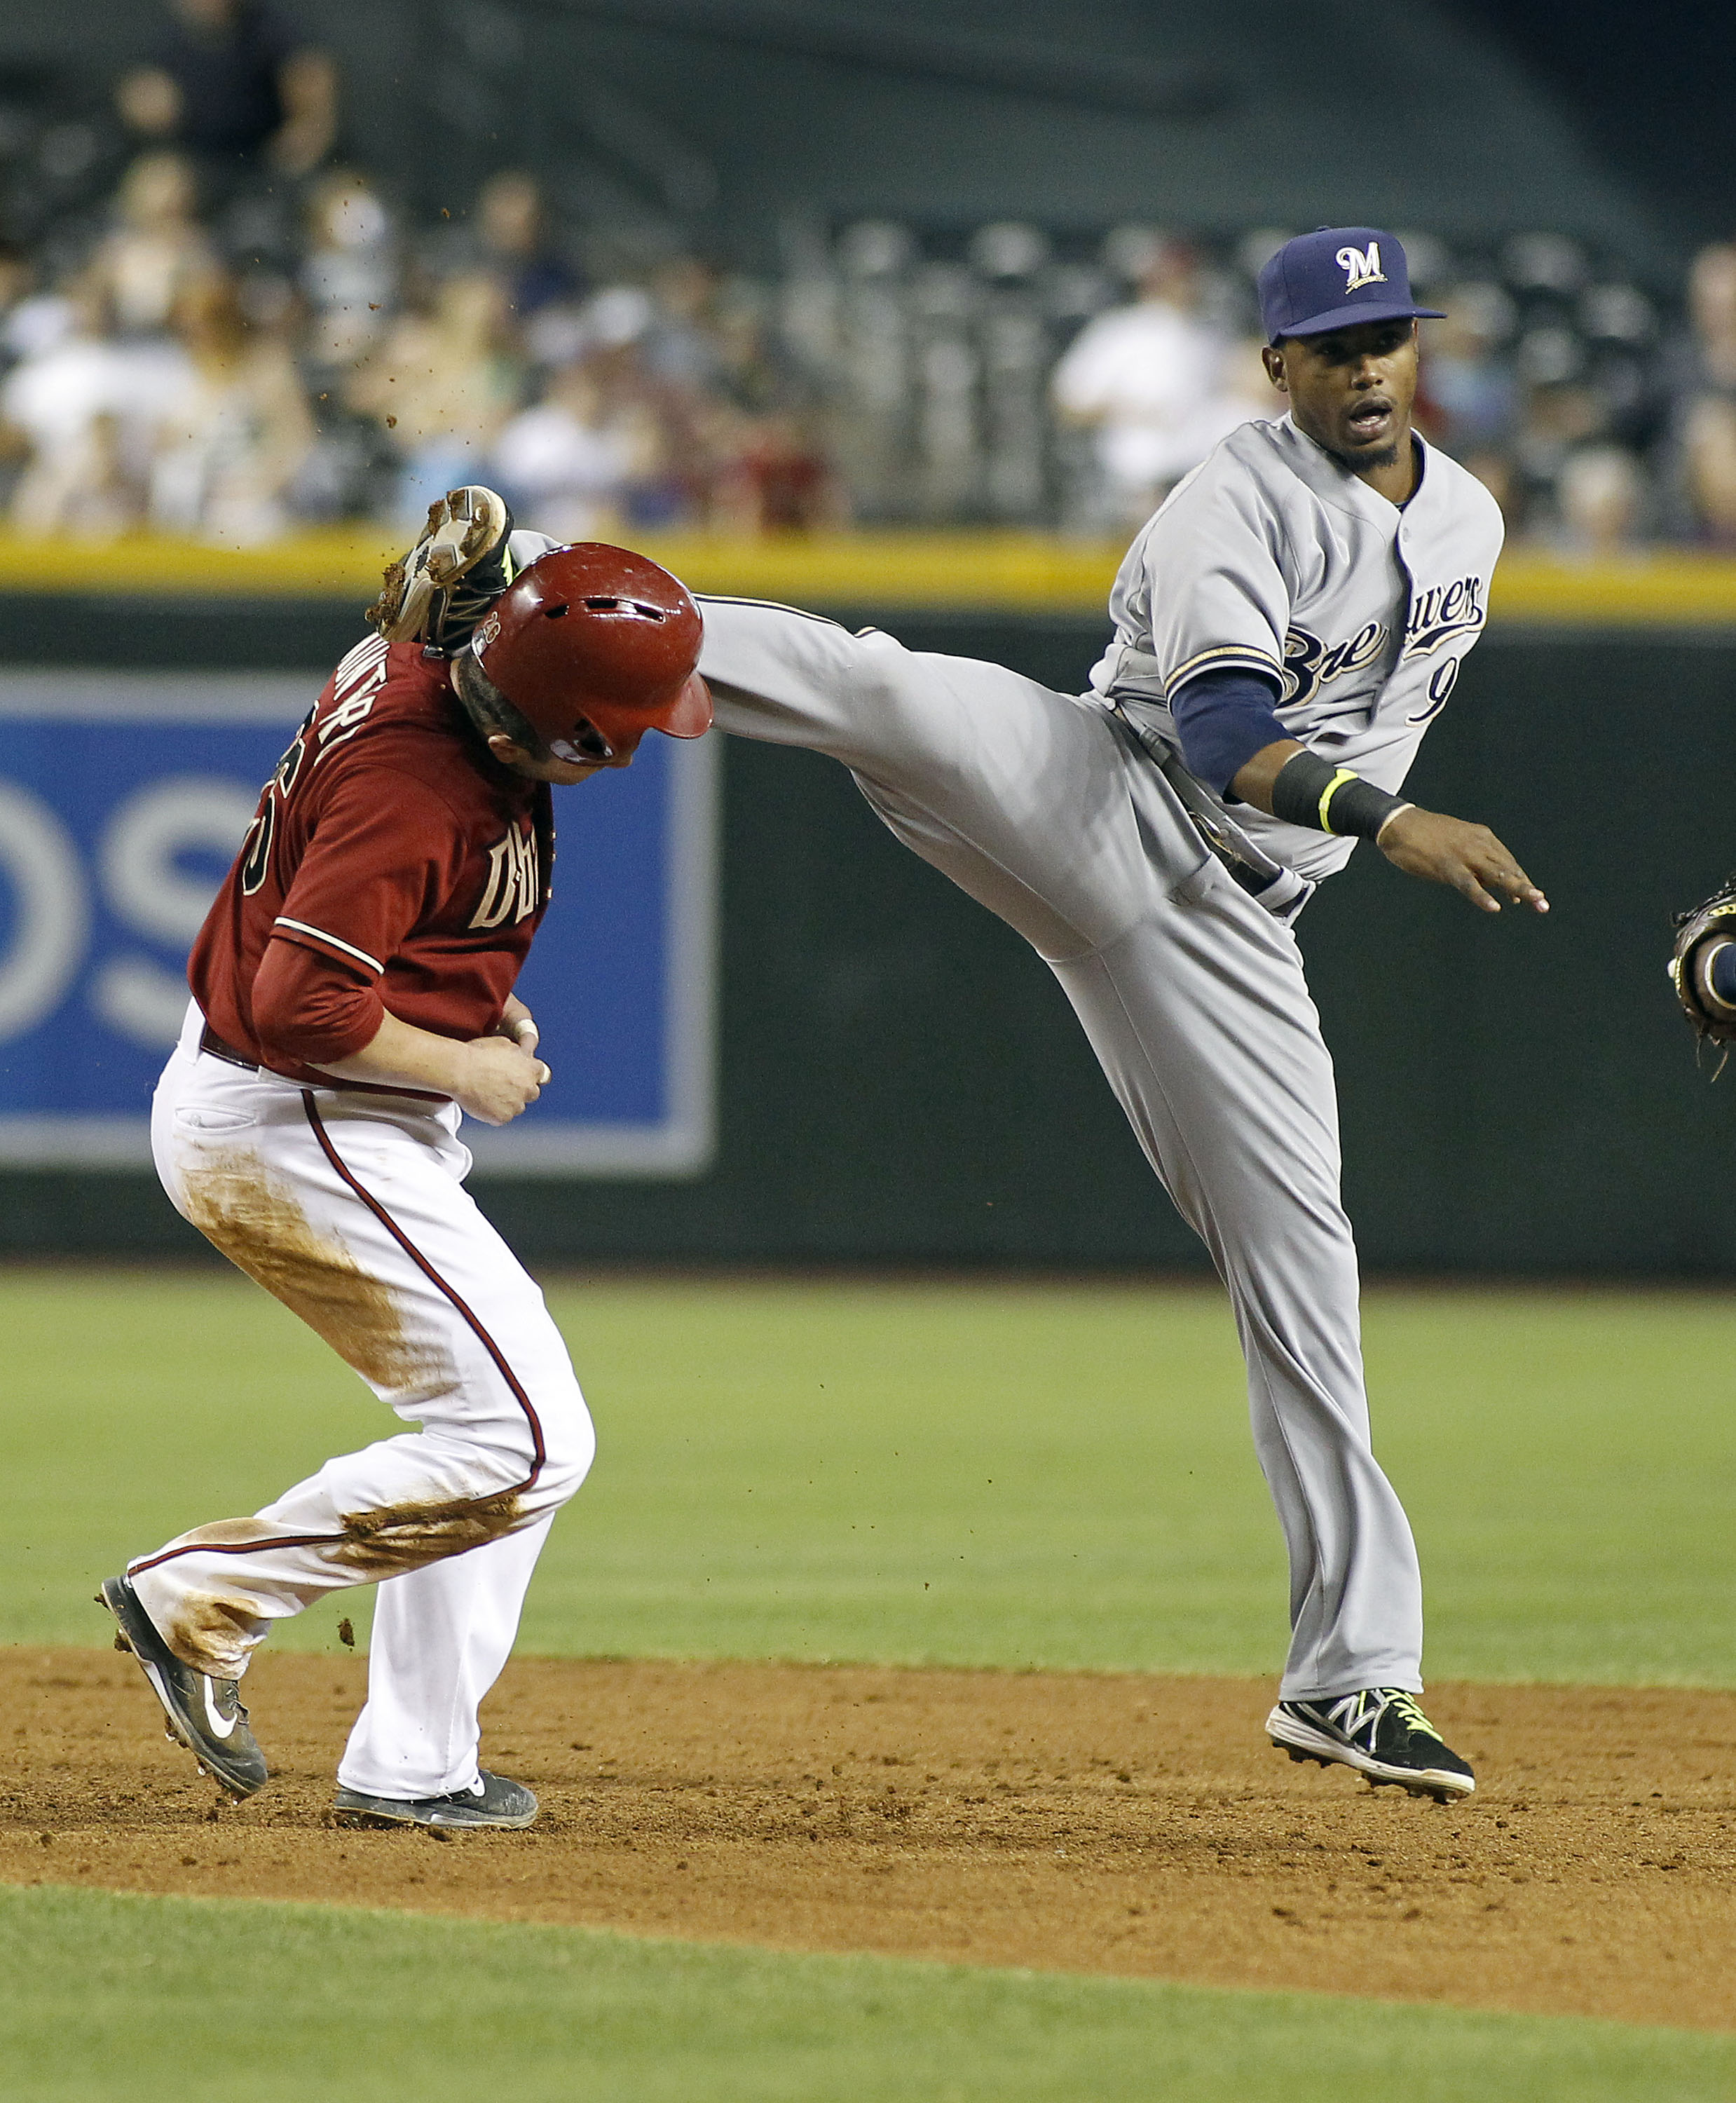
[529,1376,595,1506]
[854,629,917,700]
[850,637,943,747]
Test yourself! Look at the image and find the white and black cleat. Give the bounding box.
[367,485,515,652]
[332,1771,538,1832]
[100,1576,268,1800]
[1267,1688,1475,1802]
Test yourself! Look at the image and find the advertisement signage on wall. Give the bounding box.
[0,669,718,1174]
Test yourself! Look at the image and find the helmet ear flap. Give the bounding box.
[548,717,616,765]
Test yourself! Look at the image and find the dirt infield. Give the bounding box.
[4,1647,1735,2029]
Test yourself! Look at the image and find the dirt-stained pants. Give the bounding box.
[132,1001,594,1799]
[696,596,1425,1700]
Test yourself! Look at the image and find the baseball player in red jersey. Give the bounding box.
[102,501,711,1829]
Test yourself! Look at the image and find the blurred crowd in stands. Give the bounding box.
[2,0,1735,552]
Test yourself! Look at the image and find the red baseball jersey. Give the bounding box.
[189,633,552,1088]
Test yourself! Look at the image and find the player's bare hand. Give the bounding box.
[495,995,540,1057]
[1378,807,1549,915]
[453,1035,549,1124]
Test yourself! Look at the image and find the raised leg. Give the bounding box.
[699,600,1424,1694]
[698,596,1163,960]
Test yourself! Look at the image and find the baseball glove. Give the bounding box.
[1669,871,1736,1057]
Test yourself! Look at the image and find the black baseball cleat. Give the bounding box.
[100,1575,269,1801]
[367,484,515,653]
[1266,1688,1475,1802]
[332,1771,538,1832]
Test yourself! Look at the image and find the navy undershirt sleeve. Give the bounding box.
[1170,667,1290,796]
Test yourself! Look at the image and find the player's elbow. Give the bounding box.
[1171,668,1289,797]
[252,937,382,1068]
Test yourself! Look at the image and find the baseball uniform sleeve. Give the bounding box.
[1140,455,1293,699]
[1170,667,1289,794]
[250,936,383,1066]
[269,764,465,988]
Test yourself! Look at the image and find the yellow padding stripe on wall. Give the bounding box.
[2,532,1736,622]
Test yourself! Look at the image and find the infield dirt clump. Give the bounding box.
[4,1648,1734,2030]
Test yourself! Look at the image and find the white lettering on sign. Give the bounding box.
[100,779,258,946]
[0,782,89,1041]
[93,777,258,1047]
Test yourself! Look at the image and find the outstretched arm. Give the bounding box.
[1231,737,1549,916]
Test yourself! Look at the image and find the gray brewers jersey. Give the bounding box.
[1086,414,1504,885]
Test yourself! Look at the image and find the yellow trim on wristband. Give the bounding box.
[1318,768,1359,833]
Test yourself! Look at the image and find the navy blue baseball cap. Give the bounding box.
[1258,227,1444,343]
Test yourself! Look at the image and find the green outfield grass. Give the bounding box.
[4,1884,1732,2103]
[2,1268,1733,1685]
[7,1271,1736,2098]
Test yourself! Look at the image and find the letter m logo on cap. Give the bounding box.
[1337,242,1387,294]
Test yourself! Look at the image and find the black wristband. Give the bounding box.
[1269,751,1411,839]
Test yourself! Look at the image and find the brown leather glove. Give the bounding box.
[1669,873,1736,1054]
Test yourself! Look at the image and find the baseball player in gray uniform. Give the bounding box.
[687,229,1544,1800]
[385,229,1538,1801]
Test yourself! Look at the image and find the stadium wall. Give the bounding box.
[1,583,1733,1275]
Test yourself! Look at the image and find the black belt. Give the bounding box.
[198,1023,257,1072]
[198,1019,446,1103]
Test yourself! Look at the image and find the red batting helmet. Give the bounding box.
[470,543,711,763]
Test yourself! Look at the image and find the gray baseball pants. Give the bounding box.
[696,595,1425,1700]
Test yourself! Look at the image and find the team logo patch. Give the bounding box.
[1337,242,1387,294]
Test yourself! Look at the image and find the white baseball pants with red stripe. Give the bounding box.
[132,1002,595,1800]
